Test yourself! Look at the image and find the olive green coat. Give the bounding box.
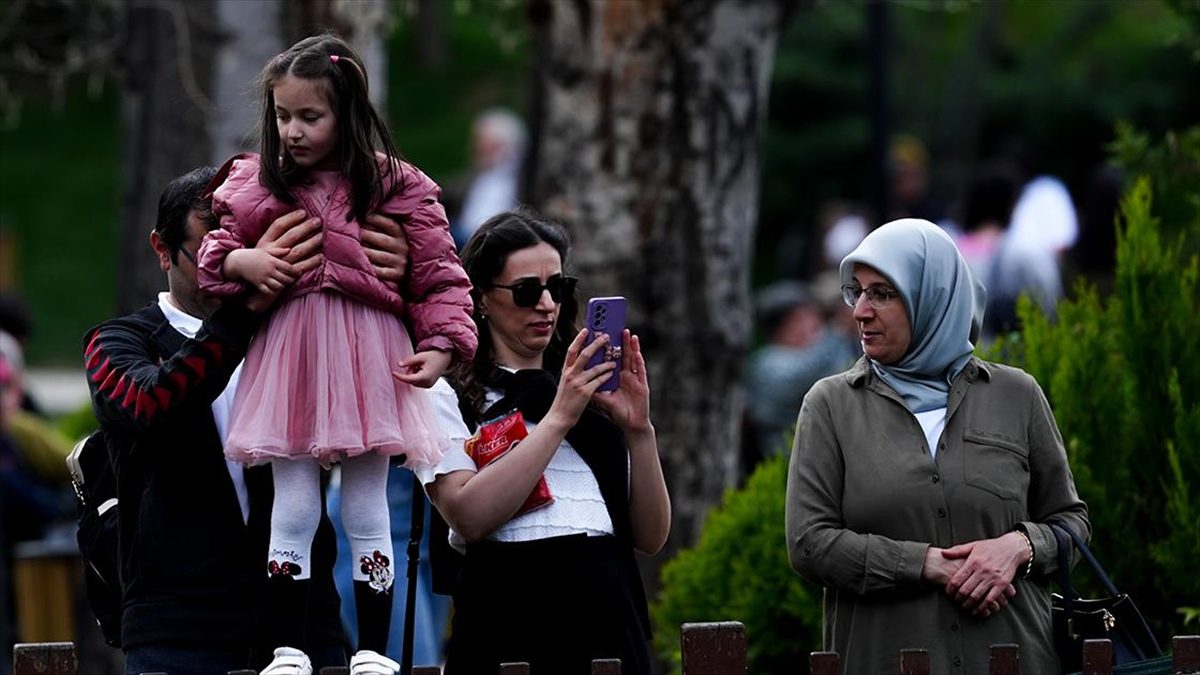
[786,356,1089,674]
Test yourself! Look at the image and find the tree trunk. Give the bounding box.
[212,0,285,162]
[117,0,218,313]
[528,0,792,551]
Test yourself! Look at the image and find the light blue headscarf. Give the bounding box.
[839,218,987,413]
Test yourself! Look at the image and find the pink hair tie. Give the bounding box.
[330,55,340,63]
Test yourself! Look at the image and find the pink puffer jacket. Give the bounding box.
[196,153,477,362]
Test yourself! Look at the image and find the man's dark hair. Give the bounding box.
[154,166,218,263]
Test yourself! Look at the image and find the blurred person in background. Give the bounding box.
[745,281,857,464]
[0,330,74,486]
[451,108,527,248]
[888,135,946,226]
[0,292,44,416]
[1,337,72,670]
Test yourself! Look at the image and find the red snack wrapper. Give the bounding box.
[466,410,553,516]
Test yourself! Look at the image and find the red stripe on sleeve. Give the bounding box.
[201,340,223,364]
[121,381,139,409]
[110,374,129,401]
[90,356,112,383]
[183,355,207,380]
[167,371,188,397]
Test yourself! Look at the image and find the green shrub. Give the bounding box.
[651,453,822,675]
[992,135,1200,636]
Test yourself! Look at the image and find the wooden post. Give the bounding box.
[12,643,77,675]
[810,651,841,675]
[988,644,1019,675]
[590,658,621,674]
[680,622,748,675]
[1081,639,1112,675]
[413,667,443,675]
[899,649,930,675]
[1174,635,1200,672]
[499,664,531,675]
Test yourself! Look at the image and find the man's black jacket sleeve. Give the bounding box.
[83,303,258,434]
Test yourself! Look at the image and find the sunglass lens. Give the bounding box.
[512,280,543,308]
[546,276,576,303]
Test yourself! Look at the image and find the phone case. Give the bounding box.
[584,296,627,393]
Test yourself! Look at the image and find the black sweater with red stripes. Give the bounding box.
[83,301,343,653]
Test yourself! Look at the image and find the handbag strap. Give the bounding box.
[1049,522,1122,599]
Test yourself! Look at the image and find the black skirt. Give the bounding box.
[443,534,652,675]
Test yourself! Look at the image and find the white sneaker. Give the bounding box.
[261,646,313,675]
[349,649,401,675]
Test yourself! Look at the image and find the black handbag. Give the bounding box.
[1049,523,1162,673]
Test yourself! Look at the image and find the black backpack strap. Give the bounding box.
[401,473,425,675]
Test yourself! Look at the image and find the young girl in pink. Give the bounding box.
[196,34,476,674]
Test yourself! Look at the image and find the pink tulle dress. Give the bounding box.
[226,292,438,467]
[196,154,478,469]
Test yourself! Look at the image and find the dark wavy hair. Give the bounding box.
[256,33,402,223]
[451,208,579,418]
[155,166,218,262]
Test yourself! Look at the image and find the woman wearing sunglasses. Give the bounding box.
[785,219,1088,673]
[410,208,670,674]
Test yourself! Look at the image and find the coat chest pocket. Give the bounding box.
[962,430,1029,501]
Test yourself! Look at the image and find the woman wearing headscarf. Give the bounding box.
[785,219,1089,673]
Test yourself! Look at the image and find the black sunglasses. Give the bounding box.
[491,275,578,308]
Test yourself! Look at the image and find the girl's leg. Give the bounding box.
[268,457,323,649]
[340,453,394,654]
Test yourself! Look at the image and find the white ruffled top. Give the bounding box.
[417,376,618,552]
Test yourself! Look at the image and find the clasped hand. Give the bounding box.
[923,532,1029,618]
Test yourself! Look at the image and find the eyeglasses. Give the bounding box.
[177,247,198,266]
[491,275,578,308]
[842,284,899,310]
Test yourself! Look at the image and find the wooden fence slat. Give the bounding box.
[809,651,841,675]
[591,658,621,674]
[13,643,77,675]
[499,663,530,675]
[412,667,443,675]
[899,648,930,675]
[988,643,1019,675]
[680,622,748,675]
[1080,639,1112,675]
[1175,635,1200,673]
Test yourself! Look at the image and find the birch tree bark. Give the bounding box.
[528,0,794,549]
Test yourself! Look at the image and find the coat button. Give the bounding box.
[938,508,947,518]
[953,656,962,667]
[951,623,959,632]
[932,474,941,483]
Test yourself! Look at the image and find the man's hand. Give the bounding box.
[241,210,324,313]
[361,213,409,285]
[392,349,451,389]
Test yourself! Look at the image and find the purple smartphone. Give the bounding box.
[584,296,627,393]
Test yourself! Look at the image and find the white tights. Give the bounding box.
[268,454,392,587]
